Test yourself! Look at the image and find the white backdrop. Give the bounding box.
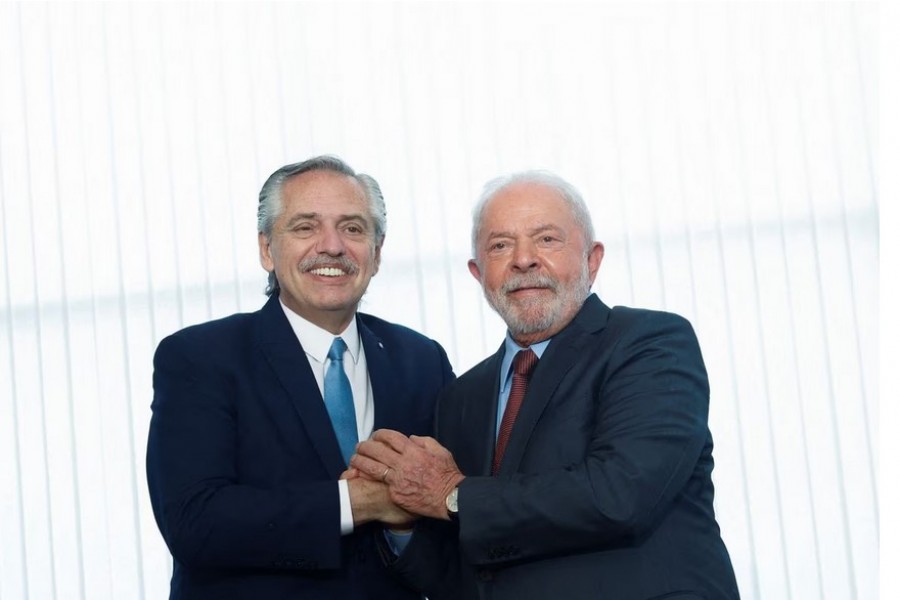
[0,2,879,599]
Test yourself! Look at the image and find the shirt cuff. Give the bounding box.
[383,528,414,556]
[338,479,354,535]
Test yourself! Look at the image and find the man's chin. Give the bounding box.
[503,307,556,334]
[301,289,366,313]
[508,296,554,314]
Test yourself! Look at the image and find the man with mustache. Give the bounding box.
[146,156,453,599]
[351,171,739,599]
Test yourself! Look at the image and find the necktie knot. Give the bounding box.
[328,337,347,363]
[513,349,538,377]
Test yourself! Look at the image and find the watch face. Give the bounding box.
[446,488,459,513]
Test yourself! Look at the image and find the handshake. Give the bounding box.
[341,429,466,529]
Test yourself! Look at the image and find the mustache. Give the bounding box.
[500,273,558,295]
[299,255,360,274]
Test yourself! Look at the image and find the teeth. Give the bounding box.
[310,267,346,277]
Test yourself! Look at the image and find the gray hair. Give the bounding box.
[258,155,387,296]
[470,170,595,259]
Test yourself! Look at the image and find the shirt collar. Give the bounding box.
[279,300,361,365]
[499,332,551,393]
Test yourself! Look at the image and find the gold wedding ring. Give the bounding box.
[381,467,391,482]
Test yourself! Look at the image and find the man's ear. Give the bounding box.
[587,241,605,283]
[258,232,274,272]
[372,240,383,275]
[468,259,483,284]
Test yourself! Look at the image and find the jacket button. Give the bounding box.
[477,568,493,581]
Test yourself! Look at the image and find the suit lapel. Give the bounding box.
[255,296,347,476]
[468,347,505,475]
[497,294,611,475]
[359,321,398,431]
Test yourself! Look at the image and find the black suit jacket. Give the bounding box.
[394,294,739,600]
[147,295,454,599]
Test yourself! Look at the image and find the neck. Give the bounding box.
[511,331,553,347]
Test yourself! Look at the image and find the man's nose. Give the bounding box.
[511,242,538,271]
[316,226,345,256]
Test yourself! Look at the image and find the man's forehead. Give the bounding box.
[482,187,574,227]
[486,182,569,213]
[283,169,365,198]
[281,172,369,214]
[494,180,564,201]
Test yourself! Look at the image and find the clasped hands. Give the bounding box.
[343,429,465,525]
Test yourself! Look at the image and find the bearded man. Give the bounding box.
[350,171,740,600]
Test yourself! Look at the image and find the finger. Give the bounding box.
[379,465,392,482]
[372,429,411,452]
[356,470,381,482]
[356,439,403,465]
[349,453,393,481]
[339,468,359,480]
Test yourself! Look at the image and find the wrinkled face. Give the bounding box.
[468,182,604,346]
[259,169,381,333]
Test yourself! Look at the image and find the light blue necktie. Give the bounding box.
[324,337,358,465]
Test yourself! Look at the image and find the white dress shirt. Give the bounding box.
[280,301,375,535]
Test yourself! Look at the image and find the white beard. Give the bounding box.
[483,263,592,339]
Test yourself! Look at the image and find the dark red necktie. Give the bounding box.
[493,349,539,474]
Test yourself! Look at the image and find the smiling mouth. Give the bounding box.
[308,267,348,277]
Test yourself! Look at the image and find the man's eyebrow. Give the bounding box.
[485,224,562,238]
[283,212,370,227]
[529,224,563,236]
[338,214,369,223]
[283,213,319,228]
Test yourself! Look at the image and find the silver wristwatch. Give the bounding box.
[445,487,459,516]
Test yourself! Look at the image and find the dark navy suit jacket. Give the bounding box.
[147,294,454,599]
[393,294,739,600]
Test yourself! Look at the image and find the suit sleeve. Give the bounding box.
[455,312,711,566]
[146,333,342,571]
[376,518,464,600]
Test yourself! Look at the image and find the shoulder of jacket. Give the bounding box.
[358,312,433,344]
[608,305,691,328]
